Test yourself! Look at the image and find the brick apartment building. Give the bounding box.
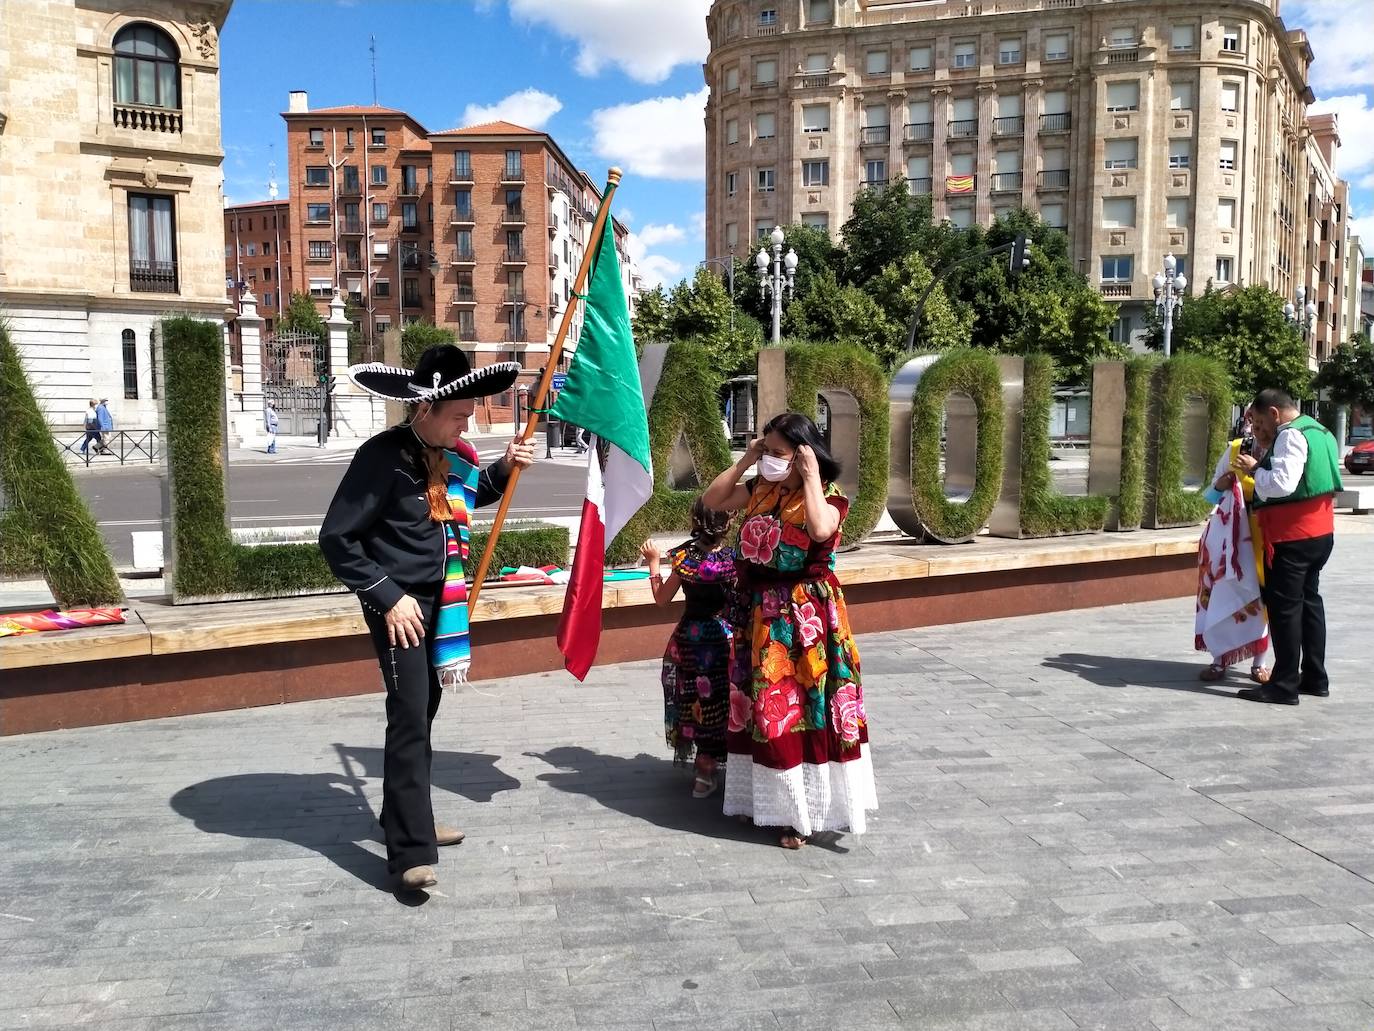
[224,92,639,430]
[223,199,292,364]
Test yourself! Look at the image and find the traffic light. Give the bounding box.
[1008,234,1030,276]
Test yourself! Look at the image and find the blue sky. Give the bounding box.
[219,0,1373,289]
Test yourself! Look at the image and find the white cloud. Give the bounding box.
[636,223,686,248]
[1284,0,1373,96]
[689,211,707,240]
[507,0,710,83]
[460,88,563,130]
[1309,93,1374,183]
[623,230,686,290]
[590,88,708,182]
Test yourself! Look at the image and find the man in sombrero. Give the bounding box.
[320,345,533,892]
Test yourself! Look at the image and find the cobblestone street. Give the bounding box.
[2,533,1373,1031]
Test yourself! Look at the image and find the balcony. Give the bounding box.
[1037,169,1070,190]
[990,171,1023,192]
[1040,112,1072,133]
[1100,282,1132,298]
[860,126,891,146]
[1104,48,1139,65]
[456,325,478,343]
[501,206,526,225]
[860,178,889,189]
[450,166,474,184]
[504,245,527,264]
[339,180,363,198]
[794,70,842,89]
[340,218,364,234]
[993,116,1024,137]
[340,258,364,272]
[502,327,528,343]
[948,119,978,139]
[402,296,423,310]
[755,21,780,36]
[451,248,477,265]
[904,122,934,143]
[399,182,421,198]
[452,286,476,305]
[450,207,475,225]
[501,165,526,185]
[113,102,182,134]
[907,177,932,195]
[504,291,527,305]
[400,220,422,234]
[401,254,423,271]
[130,259,178,293]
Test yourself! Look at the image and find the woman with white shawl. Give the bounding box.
[1196,411,1272,684]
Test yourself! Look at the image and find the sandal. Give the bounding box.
[691,756,719,799]
[780,828,807,850]
[1199,664,1228,682]
[1249,667,1271,685]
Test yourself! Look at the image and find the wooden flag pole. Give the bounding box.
[466,167,623,613]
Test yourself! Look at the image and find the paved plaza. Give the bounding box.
[2,532,1374,1031]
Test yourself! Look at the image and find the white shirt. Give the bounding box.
[1252,420,1308,501]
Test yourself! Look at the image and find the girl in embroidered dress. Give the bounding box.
[641,499,737,798]
[702,412,877,849]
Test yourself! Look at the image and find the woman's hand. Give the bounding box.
[742,437,767,469]
[1214,471,1236,492]
[795,444,821,485]
[640,540,661,568]
[385,595,426,649]
[503,438,536,471]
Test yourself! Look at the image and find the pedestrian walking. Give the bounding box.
[1232,388,1343,705]
[703,412,877,848]
[80,399,104,457]
[264,403,279,454]
[96,398,114,437]
[640,498,737,798]
[319,345,531,892]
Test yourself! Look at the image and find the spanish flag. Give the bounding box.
[945,175,975,194]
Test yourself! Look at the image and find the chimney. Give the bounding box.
[288,90,308,113]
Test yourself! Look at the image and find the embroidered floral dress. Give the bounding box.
[725,480,877,836]
[661,545,737,764]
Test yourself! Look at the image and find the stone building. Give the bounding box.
[0,0,233,430]
[703,0,1353,355]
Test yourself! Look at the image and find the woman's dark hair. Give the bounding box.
[763,411,842,484]
[681,496,731,554]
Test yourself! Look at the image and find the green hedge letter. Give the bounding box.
[1144,354,1231,528]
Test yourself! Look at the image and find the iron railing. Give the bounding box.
[58,429,160,466]
[130,259,177,293]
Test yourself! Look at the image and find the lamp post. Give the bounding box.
[756,226,797,347]
[1282,285,1317,339]
[1153,252,1188,358]
[697,255,737,332]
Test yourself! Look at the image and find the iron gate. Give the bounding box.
[262,328,327,438]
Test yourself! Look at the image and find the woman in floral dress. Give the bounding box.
[641,499,736,798]
[703,412,876,848]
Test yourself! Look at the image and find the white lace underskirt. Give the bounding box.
[722,750,877,836]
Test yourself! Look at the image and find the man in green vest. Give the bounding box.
[1233,387,1342,705]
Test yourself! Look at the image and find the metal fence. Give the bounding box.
[57,429,160,466]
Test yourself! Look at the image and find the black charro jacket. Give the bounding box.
[319,425,509,615]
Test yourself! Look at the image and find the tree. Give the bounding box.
[786,268,895,357]
[631,285,672,342]
[1314,338,1374,412]
[840,184,933,286]
[1147,284,1312,402]
[863,252,972,364]
[399,321,456,368]
[734,224,845,327]
[277,291,326,337]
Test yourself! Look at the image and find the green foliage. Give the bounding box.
[472,521,569,571]
[1314,338,1374,411]
[1115,356,1156,530]
[631,285,672,342]
[344,296,367,364]
[782,342,890,543]
[400,322,457,369]
[785,269,893,357]
[854,252,971,368]
[0,321,123,606]
[661,267,762,377]
[277,291,327,337]
[735,224,846,328]
[1148,284,1312,403]
[1018,354,1109,536]
[840,185,938,287]
[907,349,1005,542]
[606,342,733,565]
[1147,354,1232,528]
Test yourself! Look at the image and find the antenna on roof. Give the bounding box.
[370,34,378,106]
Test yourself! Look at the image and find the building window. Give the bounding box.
[1168,139,1191,168]
[726,171,738,197]
[909,45,932,70]
[1217,198,1236,229]
[346,128,355,148]
[726,222,738,248]
[864,159,887,185]
[1170,80,1195,111]
[1219,141,1237,171]
[401,165,419,194]
[953,41,976,68]
[1104,139,1138,169]
[726,118,739,144]
[1215,257,1233,283]
[755,111,776,140]
[757,168,775,192]
[725,66,740,92]
[305,166,329,187]
[371,127,386,146]
[128,193,176,293]
[121,329,138,399]
[1221,25,1241,52]
[402,202,419,229]
[759,9,778,27]
[1108,315,1133,344]
[1044,32,1070,61]
[1166,197,1188,228]
[309,240,332,259]
[374,278,391,298]
[865,49,889,75]
[997,37,1022,65]
[372,202,388,223]
[948,206,973,229]
[403,278,421,307]
[802,159,829,187]
[1106,81,1140,112]
[1171,24,1196,51]
[802,104,830,133]
[112,24,180,109]
[755,59,777,85]
[1109,26,1136,48]
[372,165,389,186]
[455,230,473,257]
[1102,197,1137,228]
[1221,83,1240,113]
[1040,202,1065,229]
[309,277,332,298]
[802,213,829,232]
[245,242,257,257]
[1101,256,1133,282]
[308,127,324,146]
[807,0,831,23]
[306,202,330,223]
[805,52,829,73]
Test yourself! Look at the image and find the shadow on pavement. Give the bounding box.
[1042,653,1243,698]
[526,745,846,851]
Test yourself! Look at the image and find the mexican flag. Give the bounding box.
[549,213,652,681]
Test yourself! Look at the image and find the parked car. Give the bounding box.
[1345,439,1374,476]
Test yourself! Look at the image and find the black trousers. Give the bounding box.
[1261,535,1333,702]
[361,583,444,875]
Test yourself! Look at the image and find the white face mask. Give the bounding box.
[758,454,793,482]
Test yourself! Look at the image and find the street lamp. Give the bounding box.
[756,226,798,347]
[1282,285,1317,338]
[1153,252,1188,358]
[698,255,737,332]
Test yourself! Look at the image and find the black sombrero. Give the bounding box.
[348,344,521,403]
